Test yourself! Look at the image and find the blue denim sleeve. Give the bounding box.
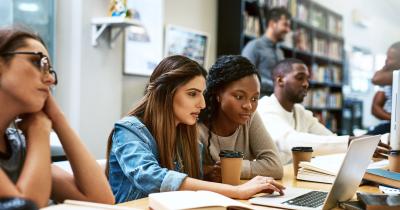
[199,142,204,179]
[112,123,187,194]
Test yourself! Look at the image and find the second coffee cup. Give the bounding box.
[389,150,400,173]
[219,150,244,185]
[292,147,313,177]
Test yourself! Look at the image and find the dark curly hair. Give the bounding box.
[199,55,260,162]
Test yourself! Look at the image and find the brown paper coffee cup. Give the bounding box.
[219,150,244,185]
[389,150,400,173]
[292,147,313,177]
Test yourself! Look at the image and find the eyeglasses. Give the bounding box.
[1,51,58,85]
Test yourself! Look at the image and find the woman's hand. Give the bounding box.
[18,112,52,141]
[234,176,285,200]
[43,95,63,121]
[203,161,221,183]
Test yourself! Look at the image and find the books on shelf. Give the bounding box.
[267,0,290,8]
[243,12,260,38]
[302,88,342,109]
[310,63,342,85]
[296,2,308,22]
[294,28,311,52]
[296,154,388,184]
[328,40,343,61]
[363,169,400,189]
[313,37,328,57]
[328,15,343,36]
[41,200,137,210]
[310,8,326,30]
[149,191,253,210]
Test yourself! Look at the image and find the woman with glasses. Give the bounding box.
[0,27,114,207]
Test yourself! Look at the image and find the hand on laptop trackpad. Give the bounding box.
[260,191,285,198]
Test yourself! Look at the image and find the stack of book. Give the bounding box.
[363,168,400,189]
[296,154,389,184]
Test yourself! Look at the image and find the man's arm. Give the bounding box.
[371,91,391,120]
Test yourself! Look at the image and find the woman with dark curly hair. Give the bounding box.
[198,55,283,182]
[106,55,285,203]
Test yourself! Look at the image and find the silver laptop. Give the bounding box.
[250,135,380,210]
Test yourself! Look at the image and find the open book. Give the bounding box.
[149,191,253,210]
[41,200,140,210]
[296,154,388,184]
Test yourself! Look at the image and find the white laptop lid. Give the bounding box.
[250,135,380,210]
[322,135,380,209]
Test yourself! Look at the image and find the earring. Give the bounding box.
[216,96,220,102]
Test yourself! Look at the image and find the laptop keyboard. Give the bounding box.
[282,191,328,208]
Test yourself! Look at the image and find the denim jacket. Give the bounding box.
[108,116,199,203]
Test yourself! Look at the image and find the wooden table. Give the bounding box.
[118,164,381,209]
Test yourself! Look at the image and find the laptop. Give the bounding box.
[250,135,380,210]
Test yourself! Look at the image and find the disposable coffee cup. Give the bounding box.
[389,150,400,173]
[219,150,244,185]
[292,147,313,177]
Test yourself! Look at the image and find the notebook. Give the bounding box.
[148,190,253,210]
[40,200,138,210]
[250,135,380,210]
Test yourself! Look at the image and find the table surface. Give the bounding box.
[118,164,381,209]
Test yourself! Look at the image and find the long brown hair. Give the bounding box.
[106,55,207,179]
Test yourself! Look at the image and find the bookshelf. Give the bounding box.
[217,0,345,134]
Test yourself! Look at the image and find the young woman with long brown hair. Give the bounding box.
[106,55,285,203]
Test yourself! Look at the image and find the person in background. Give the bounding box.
[257,58,390,164]
[371,42,400,86]
[106,55,285,203]
[368,87,391,134]
[242,7,291,96]
[368,42,400,134]
[0,27,114,207]
[198,55,283,182]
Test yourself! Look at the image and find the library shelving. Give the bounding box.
[217,0,345,134]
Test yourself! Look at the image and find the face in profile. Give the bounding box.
[282,63,309,103]
[0,38,55,113]
[217,74,260,125]
[272,15,291,42]
[173,75,206,126]
[385,48,400,70]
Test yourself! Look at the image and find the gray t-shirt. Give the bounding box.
[242,36,284,95]
[0,128,26,183]
[198,112,283,179]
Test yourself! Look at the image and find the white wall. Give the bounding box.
[122,0,217,113]
[315,0,400,128]
[56,0,217,158]
[56,0,123,158]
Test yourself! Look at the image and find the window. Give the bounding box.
[0,0,55,60]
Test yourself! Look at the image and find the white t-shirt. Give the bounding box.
[257,94,349,164]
